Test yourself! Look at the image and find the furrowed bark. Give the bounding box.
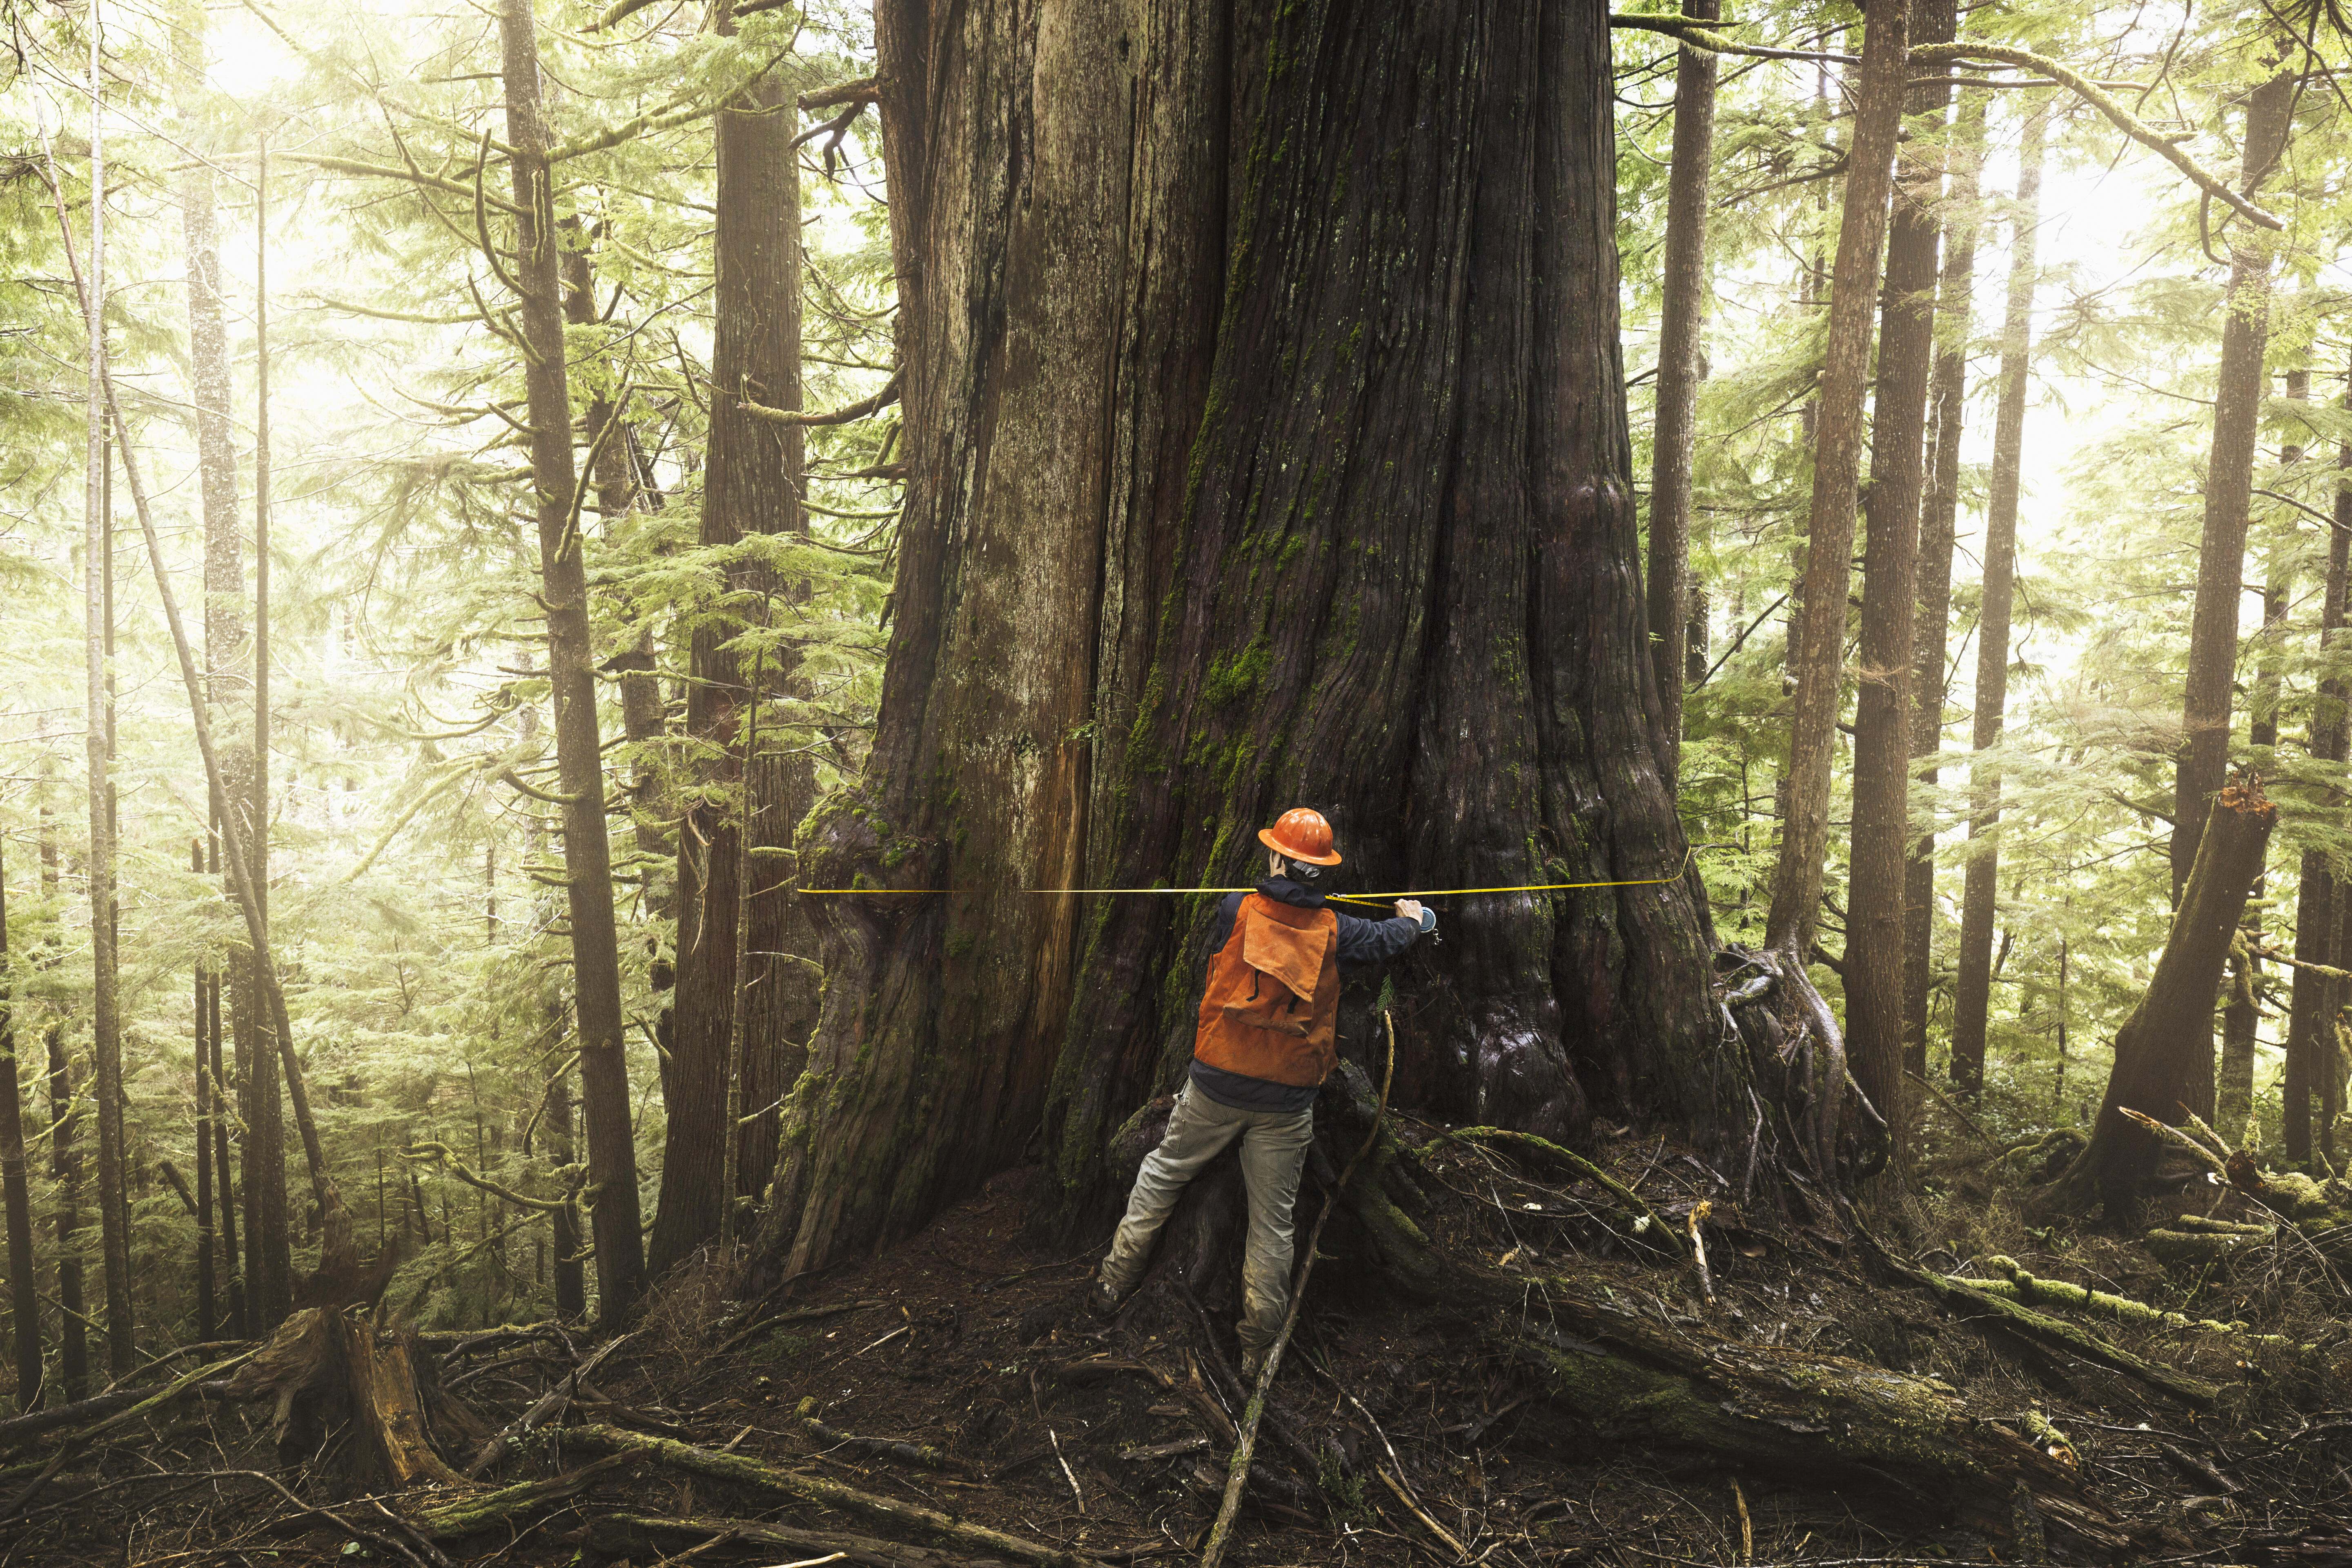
[1766,0,1913,959]
[1644,0,1719,784]
[2048,777,2277,1213]
[1847,0,1956,1162]
[1949,101,2045,1093]
[1904,89,1983,1078]
[2172,69,2294,904]
[755,0,1239,1274]
[2285,368,2351,1167]
[1,839,40,1412]
[650,18,814,1279]
[497,0,646,1323]
[757,0,1726,1283]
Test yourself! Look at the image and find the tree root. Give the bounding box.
[566,1424,1105,1566]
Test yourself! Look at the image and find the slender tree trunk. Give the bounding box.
[1,837,41,1412]
[546,1046,585,1321]
[46,1024,84,1403]
[2172,71,2295,903]
[2222,372,2301,1132]
[1846,0,1956,1156]
[1904,89,1984,1078]
[2284,369,2351,1165]
[190,840,216,1342]
[756,0,1727,1281]
[1949,103,2046,1092]
[1644,0,1717,784]
[80,32,133,1371]
[1765,0,1914,958]
[648,28,815,1278]
[2049,780,2276,1213]
[497,0,646,1322]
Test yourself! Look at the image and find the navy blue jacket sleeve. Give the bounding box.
[1206,892,1245,957]
[1336,910,1419,965]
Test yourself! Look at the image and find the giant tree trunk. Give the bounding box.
[1765,0,1913,959]
[1643,0,1718,784]
[0,839,40,1412]
[1846,0,1956,1159]
[754,0,1730,1283]
[648,26,815,1280]
[497,0,646,1323]
[1903,89,1984,1077]
[1949,102,2045,1093]
[2285,378,2352,1165]
[2171,71,2294,903]
[2048,778,2276,1214]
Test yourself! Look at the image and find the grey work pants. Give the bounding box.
[1099,1081,1315,1355]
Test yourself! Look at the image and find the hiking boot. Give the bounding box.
[1239,1346,1267,1384]
[1085,1273,1128,1320]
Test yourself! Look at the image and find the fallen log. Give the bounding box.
[796,1396,974,1473]
[590,1511,1020,1567]
[412,1453,633,1539]
[0,1346,261,1519]
[1973,1255,2287,1342]
[467,1330,631,1476]
[1875,1251,2221,1407]
[565,1425,1106,1566]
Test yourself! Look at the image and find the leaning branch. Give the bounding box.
[1907,42,2283,230]
[403,1143,575,1215]
[739,369,902,428]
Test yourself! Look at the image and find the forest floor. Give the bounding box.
[6,1096,2351,1566]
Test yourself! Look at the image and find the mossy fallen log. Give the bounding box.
[796,1396,974,1473]
[566,1425,1104,1566]
[411,1453,632,1539]
[1973,1255,2285,1342]
[1879,1254,2220,1407]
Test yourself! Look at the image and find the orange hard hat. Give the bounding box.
[1258,807,1342,866]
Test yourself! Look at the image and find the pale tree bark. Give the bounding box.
[1949,101,2046,1092]
[1846,0,1956,1157]
[2284,367,2350,1166]
[1644,0,1718,784]
[649,17,816,1278]
[1904,89,1984,1078]
[2172,69,2295,903]
[1766,0,1914,958]
[497,0,646,1323]
[190,840,216,1342]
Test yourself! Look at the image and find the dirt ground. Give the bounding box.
[8,1108,2351,1566]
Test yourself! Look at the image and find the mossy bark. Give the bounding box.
[755,0,1727,1284]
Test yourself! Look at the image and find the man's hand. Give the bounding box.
[1394,899,1425,926]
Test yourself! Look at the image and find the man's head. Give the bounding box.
[1259,807,1341,880]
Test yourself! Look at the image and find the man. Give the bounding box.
[1089,807,1426,1378]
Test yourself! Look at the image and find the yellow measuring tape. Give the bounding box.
[802,848,1696,903]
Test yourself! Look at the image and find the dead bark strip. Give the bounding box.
[591,1512,1014,1568]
